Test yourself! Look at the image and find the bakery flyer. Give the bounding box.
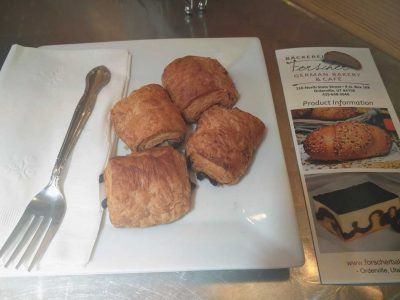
[276,47,400,284]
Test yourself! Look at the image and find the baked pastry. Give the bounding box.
[104,146,191,227]
[323,51,362,70]
[291,108,312,119]
[186,106,266,185]
[291,107,359,120]
[162,56,239,122]
[309,107,360,120]
[314,182,400,241]
[303,121,392,161]
[111,84,187,151]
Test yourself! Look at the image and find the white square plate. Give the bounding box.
[3,38,303,276]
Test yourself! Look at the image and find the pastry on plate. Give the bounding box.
[162,55,239,122]
[111,84,187,151]
[104,146,191,227]
[314,181,400,241]
[186,106,266,185]
[303,121,392,161]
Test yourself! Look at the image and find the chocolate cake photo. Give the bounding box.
[292,107,400,172]
[314,182,400,241]
[306,173,400,253]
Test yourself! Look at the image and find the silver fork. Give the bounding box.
[0,66,111,271]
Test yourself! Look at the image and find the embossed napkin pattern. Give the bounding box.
[0,45,131,269]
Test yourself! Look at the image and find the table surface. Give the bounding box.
[0,0,399,299]
[291,0,400,61]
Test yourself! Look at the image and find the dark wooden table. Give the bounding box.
[1,1,399,298]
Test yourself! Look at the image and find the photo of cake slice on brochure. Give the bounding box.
[314,182,400,241]
[306,172,400,253]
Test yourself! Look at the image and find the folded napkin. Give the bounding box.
[0,45,131,270]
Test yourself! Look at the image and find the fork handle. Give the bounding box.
[50,66,111,184]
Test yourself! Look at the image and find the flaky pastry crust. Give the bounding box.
[162,56,239,122]
[111,84,187,151]
[186,106,266,184]
[104,146,191,227]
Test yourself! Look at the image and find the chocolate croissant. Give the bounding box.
[303,121,392,161]
[111,84,187,151]
[104,146,191,227]
[162,56,239,122]
[186,106,266,185]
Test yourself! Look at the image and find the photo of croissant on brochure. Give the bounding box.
[292,107,400,172]
[306,172,400,253]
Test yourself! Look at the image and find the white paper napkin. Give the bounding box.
[0,45,131,270]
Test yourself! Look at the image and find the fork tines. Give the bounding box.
[0,211,59,271]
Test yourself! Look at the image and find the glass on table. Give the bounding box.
[185,0,208,14]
